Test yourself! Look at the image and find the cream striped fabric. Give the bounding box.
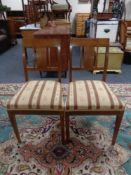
[66,80,124,111]
[7,80,64,111]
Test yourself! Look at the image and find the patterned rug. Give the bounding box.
[0,83,131,175]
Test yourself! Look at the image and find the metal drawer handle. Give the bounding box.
[104,29,110,33]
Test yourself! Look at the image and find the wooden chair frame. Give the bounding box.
[66,37,124,145]
[8,110,65,144]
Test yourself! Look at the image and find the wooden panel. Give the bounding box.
[76,13,90,37]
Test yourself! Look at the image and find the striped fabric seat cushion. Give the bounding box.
[7,80,64,111]
[66,80,124,111]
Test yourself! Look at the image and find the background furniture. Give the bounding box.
[120,20,131,51]
[76,13,90,37]
[96,20,119,43]
[24,0,49,24]
[75,13,114,37]
[0,19,11,54]
[50,0,72,21]
[95,47,123,73]
[120,20,131,64]
[7,10,25,39]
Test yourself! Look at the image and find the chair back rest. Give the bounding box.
[22,30,63,81]
[70,37,109,82]
[24,0,49,24]
[22,30,60,48]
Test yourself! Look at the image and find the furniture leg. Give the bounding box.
[8,112,21,143]
[112,112,124,145]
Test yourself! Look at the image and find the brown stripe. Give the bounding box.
[102,82,114,109]
[28,81,40,109]
[13,83,29,109]
[84,81,92,109]
[74,82,77,110]
[58,86,62,109]
[114,94,124,109]
[37,81,47,109]
[66,84,70,110]
[50,81,57,109]
[91,81,100,109]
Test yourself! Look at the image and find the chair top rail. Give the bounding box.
[22,37,60,48]
[70,37,109,47]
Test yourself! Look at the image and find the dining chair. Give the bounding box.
[7,30,69,144]
[65,37,125,145]
[49,0,72,21]
[24,0,49,24]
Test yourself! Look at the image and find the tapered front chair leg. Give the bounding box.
[112,112,124,145]
[8,112,21,143]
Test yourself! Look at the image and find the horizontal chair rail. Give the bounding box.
[70,37,109,47]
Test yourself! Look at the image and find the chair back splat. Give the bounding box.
[22,25,70,82]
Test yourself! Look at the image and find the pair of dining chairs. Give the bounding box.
[7,36,125,145]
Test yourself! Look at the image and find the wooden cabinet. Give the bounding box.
[7,18,17,44]
[76,13,90,37]
[7,11,25,41]
[84,46,123,73]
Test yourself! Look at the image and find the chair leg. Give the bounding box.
[112,111,124,145]
[60,113,65,144]
[8,112,21,143]
[65,113,70,143]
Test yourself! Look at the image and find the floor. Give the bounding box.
[0,39,131,83]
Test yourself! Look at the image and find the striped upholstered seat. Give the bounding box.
[65,80,125,145]
[66,80,124,111]
[7,80,64,111]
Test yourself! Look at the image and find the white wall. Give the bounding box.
[68,0,104,32]
[2,0,105,33]
[2,0,104,20]
[2,0,24,11]
[125,0,131,20]
[2,0,131,20]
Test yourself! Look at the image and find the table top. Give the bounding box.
[20,23,40,30]
[33,25,71,38]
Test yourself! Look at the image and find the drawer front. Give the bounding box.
[96,23,118,42]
